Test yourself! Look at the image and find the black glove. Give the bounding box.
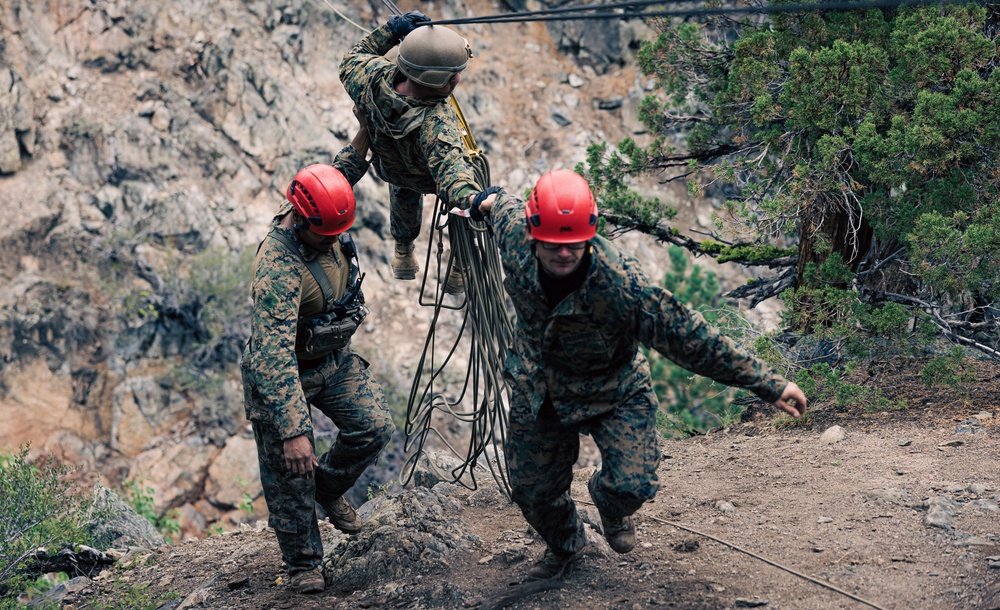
[388,11,431,39]
[470,186,502,222]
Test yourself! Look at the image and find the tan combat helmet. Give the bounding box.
[396,25,472,88]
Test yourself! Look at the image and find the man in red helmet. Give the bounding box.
[241,119,394,594]
[470,170,807,580]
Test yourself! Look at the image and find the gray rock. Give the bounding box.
[324,486,481,595]
[25,576,91,607]
[864,488,913,507]
[820,425,846,444]
[596,96,623,110]
[715,500,736,515]
[620,90,647,134]
[86,484,166,550]
[923,496,960,529]
[551,110,572,127]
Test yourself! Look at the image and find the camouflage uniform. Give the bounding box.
[491,192,790,556]
[240,145,395,577]
[339,24,481,243]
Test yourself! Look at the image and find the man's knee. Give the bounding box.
[589,470,658,513]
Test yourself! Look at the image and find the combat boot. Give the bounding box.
[444,264,465,295]
[324,496,362,534]
[526,547,580,580]
[289,567,325,594]
[392,241,419,280]
[599,512,636,554]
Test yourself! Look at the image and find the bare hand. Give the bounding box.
[283,435,318,477]
[352,104,366,127]
[773,381,807,418]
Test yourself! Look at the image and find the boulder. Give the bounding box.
[86,484,166,550]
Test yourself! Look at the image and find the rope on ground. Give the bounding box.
[645,513,890,610]
[476,579,565,610]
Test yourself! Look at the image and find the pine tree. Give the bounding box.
[587,3,1000,354]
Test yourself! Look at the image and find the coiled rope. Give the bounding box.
[398,154,514,496]
[343,0,514,496]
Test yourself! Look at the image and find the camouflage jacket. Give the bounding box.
[491,192,789,425]
[241,145,370,440]
[339,24,480,206]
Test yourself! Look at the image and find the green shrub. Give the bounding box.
[920,347,975,388]
[121,479,180,542]
[76,573,178,610]
[0,446,92,603]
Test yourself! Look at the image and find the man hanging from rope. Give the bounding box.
[339,11,483,294]
[468,170,808,580]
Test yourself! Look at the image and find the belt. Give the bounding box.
[297,355,327,370]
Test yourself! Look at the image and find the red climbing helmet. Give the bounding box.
[286,164,355,236]
[525,170,598,243]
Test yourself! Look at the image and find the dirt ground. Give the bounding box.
[59,357,1000,610]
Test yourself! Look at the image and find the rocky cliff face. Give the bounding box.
[0,0,683,538]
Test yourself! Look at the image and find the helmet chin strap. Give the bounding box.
[290,211,310,233]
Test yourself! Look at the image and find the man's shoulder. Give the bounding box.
[343,55,396,89]
[590,238,648,290]
[417,104,464,143]
[256,230,306,274]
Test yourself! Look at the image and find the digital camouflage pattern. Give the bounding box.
[490,189,790,555]
[385,184,424,245]
[490,191,787,425]
[339,23,481,241]
[241,144,394,575]
[249,350,393,576]
[242,144,370,439]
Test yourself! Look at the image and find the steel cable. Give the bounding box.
[427,0,973,25]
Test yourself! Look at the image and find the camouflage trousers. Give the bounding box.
[506,390,661,555]
[388,183,425,244]
[247,350,394,575]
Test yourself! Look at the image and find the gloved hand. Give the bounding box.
[470,186,502,222]
[388,11,431,39]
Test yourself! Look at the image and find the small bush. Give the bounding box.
[121,479,180,542]
[920,347,975,388]
[0,446,92,603]
[77,573,178,610]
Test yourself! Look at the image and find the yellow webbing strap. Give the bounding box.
[448,95,483,160]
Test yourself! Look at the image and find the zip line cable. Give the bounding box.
[427,0,978,25]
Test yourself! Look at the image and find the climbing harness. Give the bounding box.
[267,230,368,358]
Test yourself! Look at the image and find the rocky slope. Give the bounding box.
[26,369,1000,609]
[0,0,712,539]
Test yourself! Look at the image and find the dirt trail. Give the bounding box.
[60,358,1000,610]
